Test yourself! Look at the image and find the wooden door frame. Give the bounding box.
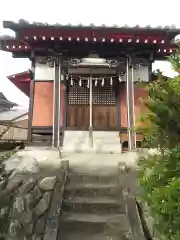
[65,78,121,131]
[115,82,121,129]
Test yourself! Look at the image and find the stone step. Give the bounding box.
[59,212,130,233]
[62,146,118,154]
[64,183,122,198]
[61,212,127,223]
[64,131,120,139]
[62,145,122,154]
[58,231,130,240]
[58,170,132,240]
[67,172,118,185]
[93,131,120,138]
[62,130,122,153]
[94,138,120,143]
[63,196,126,214]
[29,141,51,147]
[64,138,120,145]
[94,144,122,154]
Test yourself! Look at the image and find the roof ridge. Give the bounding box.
[3,19,179,30]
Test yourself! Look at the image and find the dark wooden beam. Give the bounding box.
[29,41,158,54]
[12,52,31,58]
[12,50,169,61]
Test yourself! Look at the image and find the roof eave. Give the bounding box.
[7,70,30,80]
[3,21,180,39]
[3,21,19,32]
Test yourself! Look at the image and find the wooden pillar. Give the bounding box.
[89,75,93,147]
[126,57,136,150]
[57,60,61,148]
[27,57,35,143]
[131,65,136,148]
[52,57,60,148]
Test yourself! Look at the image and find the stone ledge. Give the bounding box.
[117,162,146,240]
[43,160,69,240]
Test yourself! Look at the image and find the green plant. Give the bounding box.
[140,76,180,150]
[138,45,180,239]
[138,149,180,239]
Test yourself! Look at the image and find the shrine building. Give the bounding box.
[0,20,180,152]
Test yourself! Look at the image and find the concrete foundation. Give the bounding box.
[62,131,122,154]
[5,146,140,176]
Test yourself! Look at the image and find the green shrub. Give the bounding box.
[139,149,180,239]
[138,45,180,239]
[139,76,180,150]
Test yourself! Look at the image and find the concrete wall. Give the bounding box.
[35,63,54,81]
[129,66,149,82]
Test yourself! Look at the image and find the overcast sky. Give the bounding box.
[0,0,180,107]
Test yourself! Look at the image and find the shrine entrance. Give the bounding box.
[66,76,117,130]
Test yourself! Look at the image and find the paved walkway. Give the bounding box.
[5,146,140,175]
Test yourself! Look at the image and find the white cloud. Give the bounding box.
[0,0,180,107]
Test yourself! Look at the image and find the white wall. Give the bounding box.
[130,66,149,82]
[35,62,54,81]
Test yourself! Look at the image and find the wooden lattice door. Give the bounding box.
[92,82,117,130]
[66,80,90,129]
[66,79,117,130]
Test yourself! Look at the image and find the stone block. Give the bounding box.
[35,192,52,217]
[39,177,57,191]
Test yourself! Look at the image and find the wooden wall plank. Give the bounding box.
[32,81,65,127]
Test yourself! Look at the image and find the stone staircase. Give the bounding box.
[62,131,122,153]
[57,171,133,240]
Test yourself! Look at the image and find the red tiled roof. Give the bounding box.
[7,71,30,97]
